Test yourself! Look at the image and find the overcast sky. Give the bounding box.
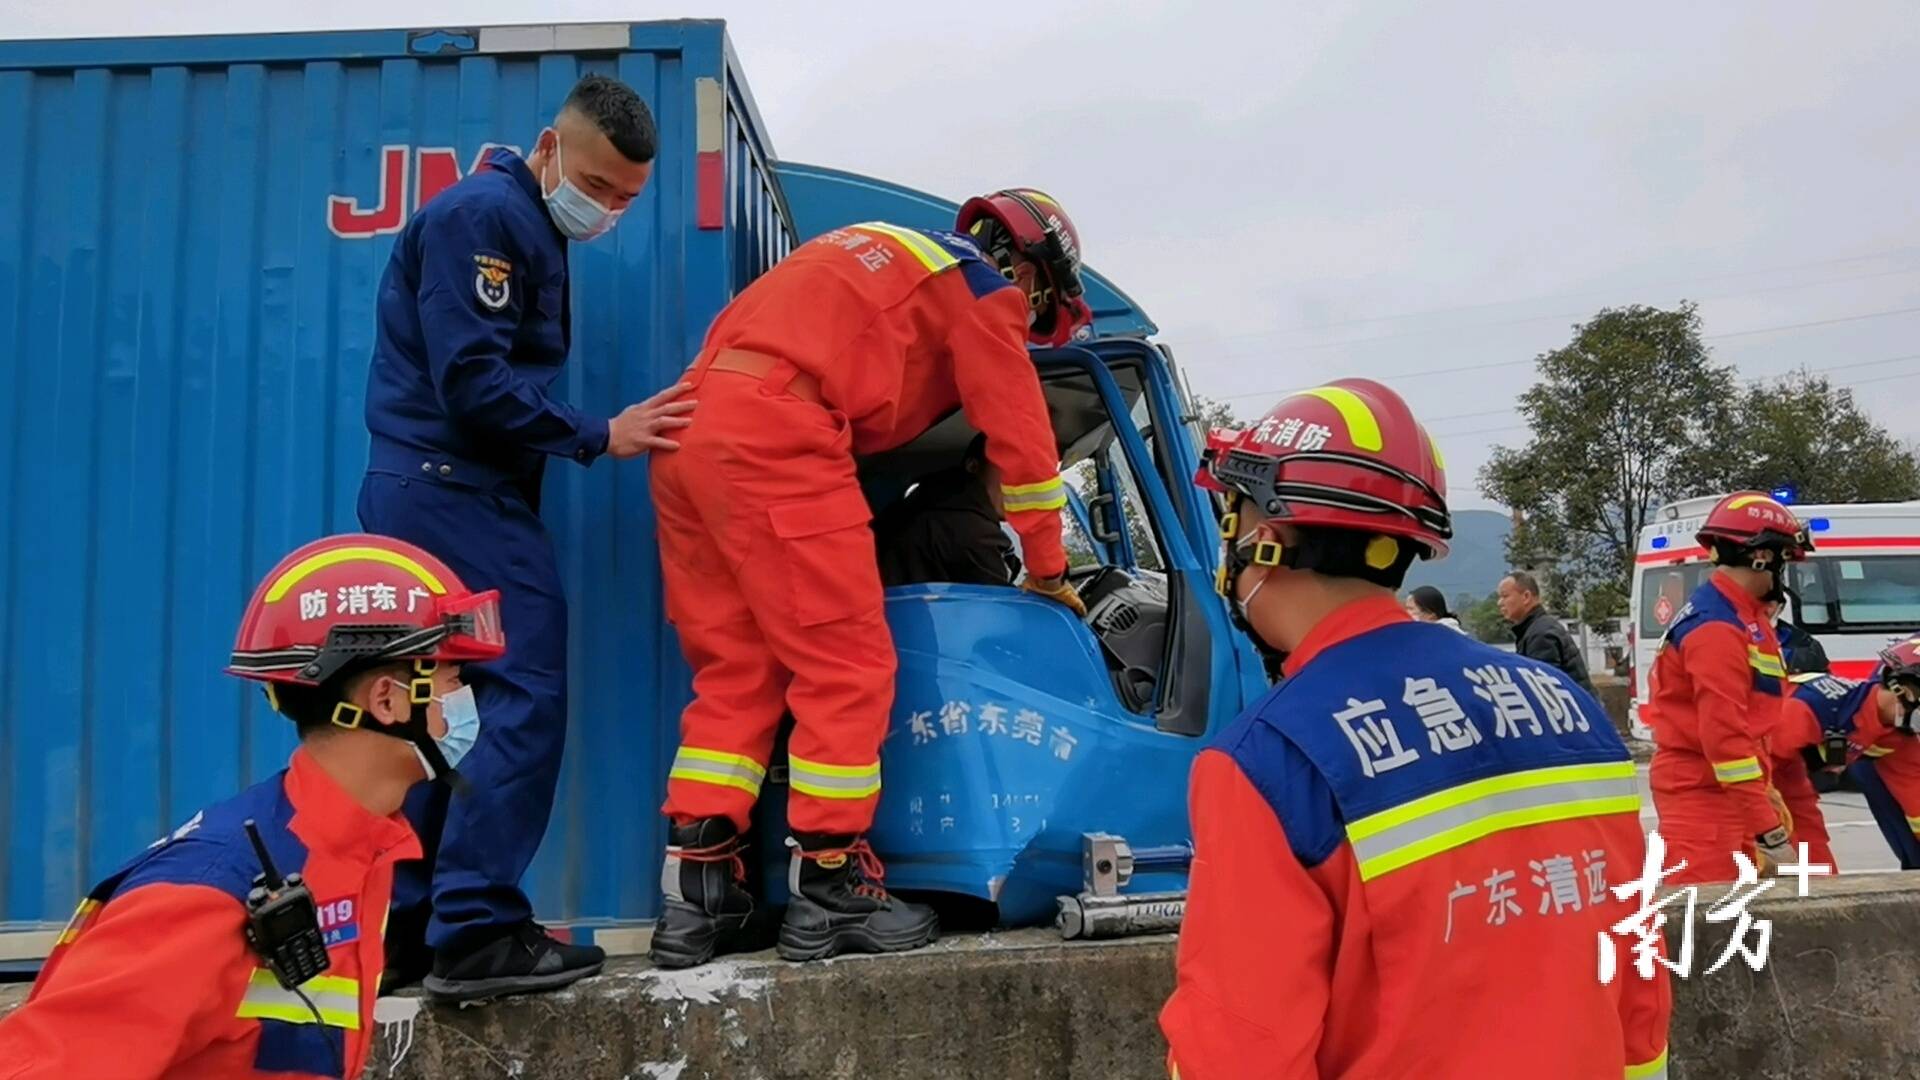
[10,0,1920,510]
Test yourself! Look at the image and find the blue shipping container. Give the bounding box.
[0,20,794,945]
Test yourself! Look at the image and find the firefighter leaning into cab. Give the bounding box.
[0,535,503,1079]
[1160,379,1670,1079]
[1643,493,1810,885]
[1771,637,1920,869]
[646,190,1094,968]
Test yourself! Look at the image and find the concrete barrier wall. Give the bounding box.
[5,875,1917,1077]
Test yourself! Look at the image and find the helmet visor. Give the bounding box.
[438,589,506,658]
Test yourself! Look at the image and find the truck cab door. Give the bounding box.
[1034,339,1266,734]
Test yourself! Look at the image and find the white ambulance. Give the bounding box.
[1628,496,1920,739]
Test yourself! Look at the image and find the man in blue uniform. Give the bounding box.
[358,73,693,1001]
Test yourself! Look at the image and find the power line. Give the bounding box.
[1171,244,1920,347]
[1418,352,1920,431]
[1705,305,1920,341]
[1179,267,1920,366]
[1430,366,1920,451]
[1212,310,1920,403]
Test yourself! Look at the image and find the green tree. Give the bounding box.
[1459,592,1510,644]
[1480,303,1742,610]
[1725,368,1920,502]
[1191,395,1239,431]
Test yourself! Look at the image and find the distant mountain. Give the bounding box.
[1403,509,1512,608]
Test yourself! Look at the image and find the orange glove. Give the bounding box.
[1022,575,1087,618]
[1766,785,1794,836]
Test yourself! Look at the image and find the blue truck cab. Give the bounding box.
[759,164,1270,923]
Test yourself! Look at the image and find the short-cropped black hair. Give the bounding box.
[563,74,657,163]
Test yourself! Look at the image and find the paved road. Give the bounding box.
[1636,764,1903,874]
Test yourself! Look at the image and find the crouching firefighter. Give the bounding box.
[1778,638,1920,869]
[0,535,503,1079]
[647,189,1094,968]
[1160,380,1671,1079]
[1643,492,1810,885]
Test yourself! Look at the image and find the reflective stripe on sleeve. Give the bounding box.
[1002,477,1068,513]
[1711,756,1764,784]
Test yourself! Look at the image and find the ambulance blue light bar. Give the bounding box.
[1651,536,1670,549]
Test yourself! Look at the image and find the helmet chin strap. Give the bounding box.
[394,661,467,791]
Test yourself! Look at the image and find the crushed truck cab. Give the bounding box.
[755,164,1268,924]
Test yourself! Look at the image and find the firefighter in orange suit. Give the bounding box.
[1773,640,1920,869]
[646,190,1094,968]
[1161,380,1670,1079]
[0,535,506,1079]
[1644,492,1810,885]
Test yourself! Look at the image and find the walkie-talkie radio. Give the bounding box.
[242,818,330,989]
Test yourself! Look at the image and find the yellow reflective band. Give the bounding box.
[1712,756,1764,783]
[1297,386,1383,451]
[1348,762,1640,881]
[1865,745,1894,757]
[1021,189,1062,210]
[789,755,880,778]
[235,968,361,1029]
[669,747,767,797]
[56,899,101,945]
[1626,1047,1669,1079]
[789,754,882,799]
[1005,493,1069,512]
[1747,648,1785,677]
[1906,815,1920,834]
[1002,478,1065,496]
[1726,495,1783,511]
[674,747,768,778]
[851,223,957,273]
[1348,761,1636,841]
[263,546,447,603]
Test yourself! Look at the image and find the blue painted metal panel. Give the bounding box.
[771,160,1159,340]
[0,21,792,934]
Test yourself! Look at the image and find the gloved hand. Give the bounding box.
[1766,785,1794,837]
[1755,826,1795,876]
[1022,575,1087,618]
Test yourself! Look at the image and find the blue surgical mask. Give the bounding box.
[540,129,621,242]
[411,685,481,780]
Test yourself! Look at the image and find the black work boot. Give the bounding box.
[648,817,759,969]
[778,833,939,962]
[422,922,605,1004]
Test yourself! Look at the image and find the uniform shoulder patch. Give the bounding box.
[473,251,513,311]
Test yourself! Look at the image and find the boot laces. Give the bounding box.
[674,839,747,883]
[808,839,890,901]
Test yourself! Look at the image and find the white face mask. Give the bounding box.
[540,129,622,242]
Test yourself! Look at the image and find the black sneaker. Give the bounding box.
[649,817,760,969]
[422,922,605,1004]
[778,833,938,962]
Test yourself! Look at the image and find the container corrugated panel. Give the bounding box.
[0,20,793,937]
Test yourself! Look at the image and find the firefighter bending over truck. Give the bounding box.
[1644,493,1810,885]
[1771,638,1920,869]
[0,535,503,1079]
[1160,379,1669,1079]
[647,190,1094,968]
